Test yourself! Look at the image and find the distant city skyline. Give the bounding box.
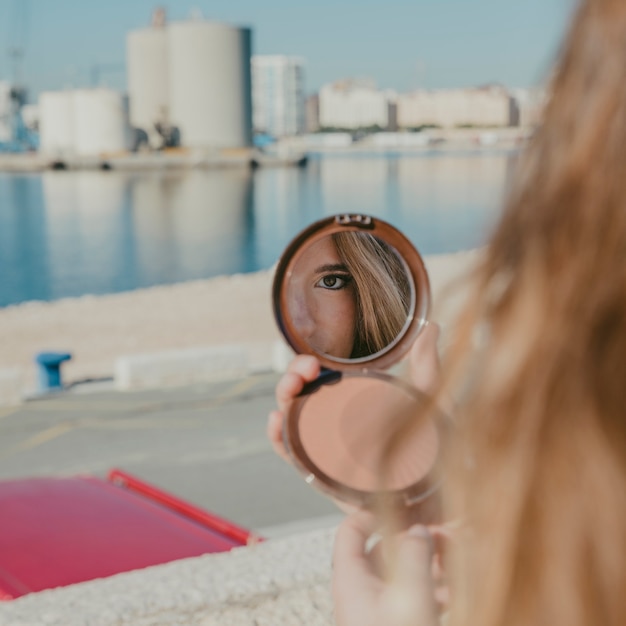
[0,0,575,99]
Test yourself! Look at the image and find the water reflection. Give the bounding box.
[0,174,50,303]
[131,169,254,281]
[43,171,132,298]
[253,166,313,269]
[319,158,391,215]
[0,152,514,306]
[394,153,510,252]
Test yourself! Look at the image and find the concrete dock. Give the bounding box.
[0,147,309,173]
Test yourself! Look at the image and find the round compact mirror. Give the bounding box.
[273,214,430,369]
[273,214,442,507]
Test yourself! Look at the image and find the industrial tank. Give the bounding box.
[127,25,169,143]
[167,20,252,149]
[73,89,128,156]
[39,91,75,156]
[0,82,13,142]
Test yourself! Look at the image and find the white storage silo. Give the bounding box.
[127,25,169,143]
[0,81,13,143]
[39,91,75,156]
[167,20,252,149]
[73,88,128,156]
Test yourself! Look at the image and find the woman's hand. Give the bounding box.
[333,511,440,626]
[267,324,449,622]
[267,353,321,463]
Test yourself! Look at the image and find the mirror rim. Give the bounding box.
[272,214,431,371]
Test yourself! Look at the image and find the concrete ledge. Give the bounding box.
[0,528,335,626]
[0,368,24,407]
[114,342,279,391]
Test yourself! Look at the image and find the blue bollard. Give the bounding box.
[35,352,72,392]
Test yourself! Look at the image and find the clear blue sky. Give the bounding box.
[0,0,576,99]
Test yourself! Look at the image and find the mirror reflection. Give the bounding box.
[286,231,413,360]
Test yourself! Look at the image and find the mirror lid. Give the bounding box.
[283,370,444,507]
[272,214,431,371]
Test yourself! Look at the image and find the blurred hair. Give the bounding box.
[332,231,411,358]
[440,0,626,624]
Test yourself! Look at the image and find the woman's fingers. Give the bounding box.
[395,525,435,588]
[333,512,440,626]
[333,511,380,595]
[334,510,378,558]
[381,525,439,625]
[269,355,322,464]
[267,410,290,462]
[286,354,321,378]
[275,355,321,414]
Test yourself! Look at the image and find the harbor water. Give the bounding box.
[0,152,516,307]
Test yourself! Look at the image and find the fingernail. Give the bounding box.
[408,524,431,540]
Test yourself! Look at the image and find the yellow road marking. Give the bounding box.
[0,421,75,458]
[82,417,203,430]
[0,376,265,457]
[0,407,18,421]
[194,376,261,413]
[217,376,260,401]
[23,401,154,413]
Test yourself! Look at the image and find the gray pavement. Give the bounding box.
[0,375,340,534]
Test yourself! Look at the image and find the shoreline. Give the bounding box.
[0,249,480,390]
[0,129,525,173]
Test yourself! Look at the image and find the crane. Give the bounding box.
[90,63,125,88]
[1,0,37,152]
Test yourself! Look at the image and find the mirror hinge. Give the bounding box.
[335,214,374,229]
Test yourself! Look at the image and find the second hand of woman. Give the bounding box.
[266,323,445,625]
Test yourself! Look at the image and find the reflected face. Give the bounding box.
[287,237,357,358]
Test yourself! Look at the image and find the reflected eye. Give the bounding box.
[315,274,352,290]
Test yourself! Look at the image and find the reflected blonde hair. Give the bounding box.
[442,0,626,624]
[333,231,411,358]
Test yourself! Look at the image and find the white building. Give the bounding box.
[252,56,305,137]
[318,80,389,130]
[39,88,129,157]
[305,94,319,133]
[397,85,512,129]
[127,9,253,149]
[0,82,13,143]
[510,87,546,128]
[127,8,169,147]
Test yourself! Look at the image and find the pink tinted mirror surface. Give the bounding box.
[298,377,439,493]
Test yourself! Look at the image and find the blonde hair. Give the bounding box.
[442,0,626,624]
[333,231,411,358]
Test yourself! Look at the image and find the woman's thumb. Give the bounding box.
[382,525,439,626]
[397,525,435,587]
